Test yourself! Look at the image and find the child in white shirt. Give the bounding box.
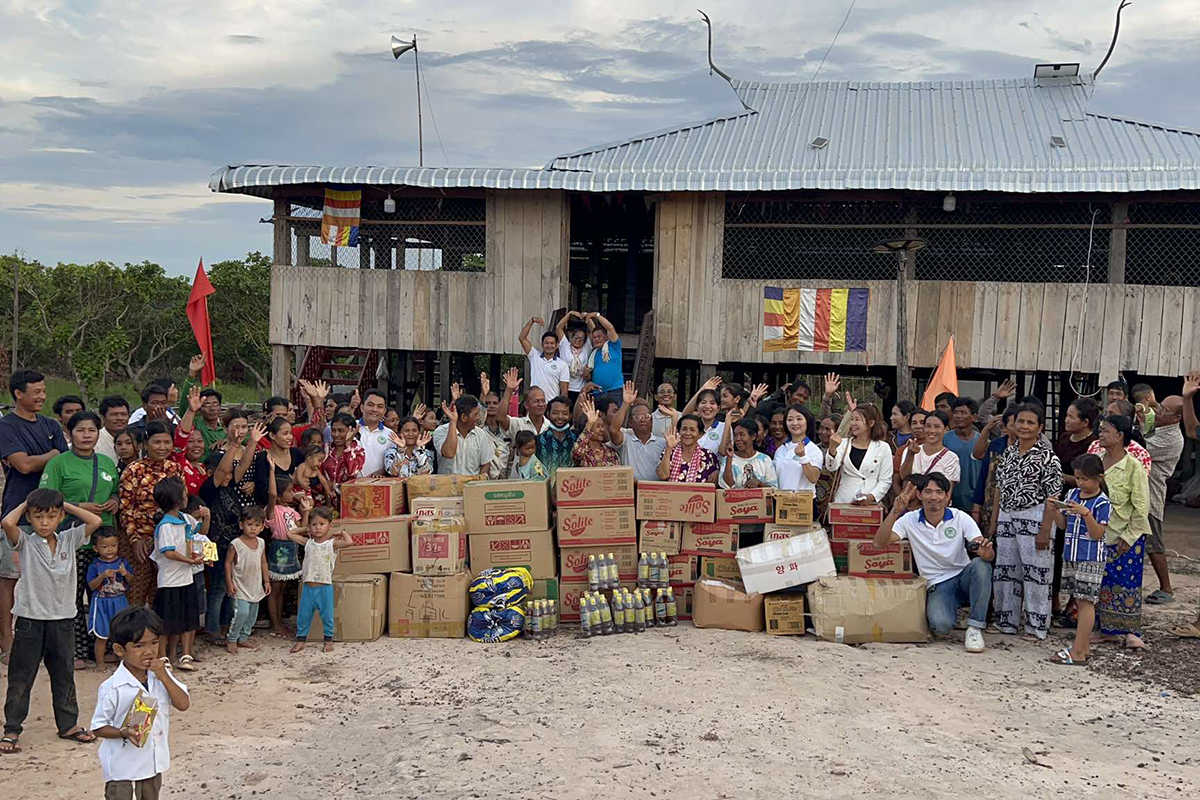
[288,507,353,654]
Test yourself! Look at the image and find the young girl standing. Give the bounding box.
[150,477,209,671]
[266,473,310,637]
[86,529,132,673]
[288,508,353,654]
[224,506,270,654]
[1049,454,1110,666]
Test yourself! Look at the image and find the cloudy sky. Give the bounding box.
[2,0,1198,274]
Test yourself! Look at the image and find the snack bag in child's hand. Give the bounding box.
[202,541,219,563]
[121,689,160,748]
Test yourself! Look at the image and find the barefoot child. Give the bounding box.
[266,474,308,637]
[91,606,190,798]
[1,490,103,754]
[289,508,353,654]
[224,506,270,655]
[150,478,208,672]
[1048,454,1110,666]
[87,528,132,673]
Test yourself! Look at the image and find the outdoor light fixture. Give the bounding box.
[943,193,956,212]
[384,193,396,214]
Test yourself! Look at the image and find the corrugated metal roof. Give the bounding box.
[210,74,1200,196]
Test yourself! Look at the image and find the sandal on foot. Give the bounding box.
[175,655,197,672]
[1170,623,1200,639]
[1145,590,1175,605]
[1047,648,1085,667]
[0,736,20,754]
[57,728,96,744]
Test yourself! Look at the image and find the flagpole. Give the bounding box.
[414,35,423,168]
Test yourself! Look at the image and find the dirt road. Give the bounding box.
[6,561,1199,800]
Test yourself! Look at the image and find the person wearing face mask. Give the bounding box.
[610,382,667,482]
[656,415,720,484]
[536,396,579,485]
[824,404,894,506]
[681,377,725,454]
[433,395,493,477]
[772,405,822,493]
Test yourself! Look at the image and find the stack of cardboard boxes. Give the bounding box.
[386,474,481,639]
[634,481,720,621]
[555,467,637,621]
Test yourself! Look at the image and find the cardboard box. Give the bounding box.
[340,478,407,520]
[700,555,741,582]
[667,554,699,584]
[557,505,637,547]
[828,503,885,527]
[692,579,764,631]
[716,488,775,523]
[388,572,471,638]
[735,529,836,595]
[307,574,388,642]
[336,516,411,576]
[405,473,484,500]
[560,543,639,583]
[639,520,683,555]
[829,522,880,540]
[410,517,468,576]
[774,491,814,526]
[763,524,823,542]
[764,593,807,636]
[468,528,556,579]
[806,576,929,644]
[847,541,914,578]
[830,538,849,574]
[463,480,550,534]
[681,522,740,556]
[671,583,694,620]
[409,496,465,518]
[635,481,716,523]
[531,577,560,604]
[555,466,635,507]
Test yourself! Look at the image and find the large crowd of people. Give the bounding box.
[0,312,1198,795]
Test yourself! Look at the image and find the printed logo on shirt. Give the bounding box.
[706,431,719,441]
[101,472,114,482]
[377,434,388,445]
[944,526,957,540]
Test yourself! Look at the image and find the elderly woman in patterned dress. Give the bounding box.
[118,420,181,607]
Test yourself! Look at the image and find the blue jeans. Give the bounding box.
[227,598,260,644]
[295,584,335,641]
[926,558,993,636]
[205,563,234,637]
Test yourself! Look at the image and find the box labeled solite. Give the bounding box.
[555,466,635,507]
[557,506,637,547]
[635,482,716,523]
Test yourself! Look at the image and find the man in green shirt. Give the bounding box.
[176,354,226,457]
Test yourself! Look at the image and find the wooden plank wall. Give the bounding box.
[652,193,1200,378]
[269,190,569,355]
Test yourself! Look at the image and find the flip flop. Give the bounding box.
[1047,648,1085,667]
[57,728,96,744]
[1170,624,1200,639]
[175,655,197,672]
[1145,590,1176,605]
[0,736,20,755]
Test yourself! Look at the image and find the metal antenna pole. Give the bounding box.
[414,36,423,167]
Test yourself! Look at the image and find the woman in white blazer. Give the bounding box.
[824,404,894,505]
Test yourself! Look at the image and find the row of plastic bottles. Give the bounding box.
[579,587,677,636]
[587,553,621,591]
[524,599,558,640]
[637,552,671,588]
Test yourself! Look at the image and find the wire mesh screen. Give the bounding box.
[721,198,1135,284]
[290,196,486,271]
[1126,202,1200,287]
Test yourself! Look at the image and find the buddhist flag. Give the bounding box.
[763,287,870,353]
[321,187,360,247]
[186,259,217,386]
[922,336,959,411]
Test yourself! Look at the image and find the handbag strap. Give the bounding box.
[87,454,100,504]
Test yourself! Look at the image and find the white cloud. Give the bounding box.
[0,180,260,225]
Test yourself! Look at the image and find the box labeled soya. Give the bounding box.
[340,478,407,520]
[717,488,774,523]
[846,541,914,578]
[557,506,637,547]
[410,517,468,576]
[635,481,716,523]
[639,520,682,555]
[555,466,635,507]
[667,554,699,584]
[463,480,550,534]
[681,522,739,556]
[335,516,411,576]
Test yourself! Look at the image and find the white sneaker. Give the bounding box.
[964,627,986,653]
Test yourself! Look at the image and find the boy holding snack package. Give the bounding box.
[92,606,190,800]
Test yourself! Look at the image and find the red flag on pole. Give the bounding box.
[187,259,217,385]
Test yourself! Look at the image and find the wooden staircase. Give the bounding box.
[293,346,379,409]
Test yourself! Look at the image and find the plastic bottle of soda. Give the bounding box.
[579,595,592,637]
[548,600,557,632]
[665,588,678,626]
[638,552,649,586]
[655,588,667,625]
[612,590,626,633]
[587,594,602,633]
[632,590,647,632]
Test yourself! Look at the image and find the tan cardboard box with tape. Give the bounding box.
[463,480,550,534]
[388,572,471,638]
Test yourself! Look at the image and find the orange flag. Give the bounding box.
[922,336,958,411]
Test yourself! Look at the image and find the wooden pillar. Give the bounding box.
[271,345,292,398]
[359,236,371,270]
[439,351,452,402]
[1109,201,1128,284]
[295,231,310,266]
[587,239,602,310]
[273,197,291,266]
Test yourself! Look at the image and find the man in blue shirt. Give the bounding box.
[943,397,981,513]
[585,312,624,401]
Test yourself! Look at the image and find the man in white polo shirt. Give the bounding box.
[875,472,995,653]
[519,316,569,402]
[433,395,493,476]
[356,389,392,477]
[610,381,667,481]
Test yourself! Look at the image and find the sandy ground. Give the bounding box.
[4,510,1200,799]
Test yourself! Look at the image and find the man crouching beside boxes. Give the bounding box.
[875,473,995,653]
